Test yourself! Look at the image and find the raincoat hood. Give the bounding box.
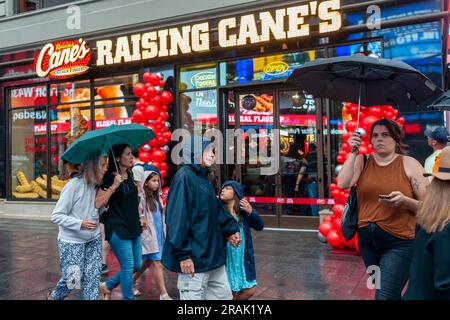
[140,168,163,203]
[182,136,214,175]
[221,180,244,200]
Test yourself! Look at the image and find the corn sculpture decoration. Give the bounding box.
[13,171,68,199]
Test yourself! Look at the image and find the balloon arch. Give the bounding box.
[132,72,174,204]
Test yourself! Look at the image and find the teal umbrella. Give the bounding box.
[61,123,155,164]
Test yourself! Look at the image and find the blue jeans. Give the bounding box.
[106,231,142,300]
[357,223,413,300]
[306,181,319,216]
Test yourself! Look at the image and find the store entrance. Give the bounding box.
[221,85,325,229]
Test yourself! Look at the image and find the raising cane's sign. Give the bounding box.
[34,38,91,79]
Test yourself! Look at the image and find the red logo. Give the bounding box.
[34,38,91,79]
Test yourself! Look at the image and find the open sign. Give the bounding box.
[263,61,289,76]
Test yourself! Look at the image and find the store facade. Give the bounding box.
[1,0,449,228]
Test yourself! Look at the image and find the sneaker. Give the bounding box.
[101,264,109,275]
[99,282,111,300]
[160,293,172,300]
[133,285,141,296]
[46,291,54,300]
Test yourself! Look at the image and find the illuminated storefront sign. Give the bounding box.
[190,71,217,88]
[96,0,342,66]
[34,38,91,79]
[263,61,290,76]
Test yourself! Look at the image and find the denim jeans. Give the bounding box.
[306,181,319,216]
[357,223,413,300]
[106,231,142,300]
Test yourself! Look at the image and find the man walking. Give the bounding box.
[424,127,450,176]
[162,136,240,300]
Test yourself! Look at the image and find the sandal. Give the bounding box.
[99,282,112,300]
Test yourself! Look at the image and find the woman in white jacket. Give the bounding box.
[48,151,113,300]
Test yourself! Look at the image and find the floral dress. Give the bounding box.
[226,216,257,292]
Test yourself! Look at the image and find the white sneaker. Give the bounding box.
[160,293,172,300]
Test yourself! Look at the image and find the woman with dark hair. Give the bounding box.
[338,118,429,300]
[95,144,145,300]
[48,151,108,300]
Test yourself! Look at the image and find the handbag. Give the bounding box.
[341,155,367,241]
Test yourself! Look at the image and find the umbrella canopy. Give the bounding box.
[286,55,442,108]
[426,89,450,111]
[61,123,155,164]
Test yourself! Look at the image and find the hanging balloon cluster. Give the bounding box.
[318,103,406,252]
[132,72,173,204]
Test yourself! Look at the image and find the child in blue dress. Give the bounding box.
[132,168,172,300]
[219,180,264,300]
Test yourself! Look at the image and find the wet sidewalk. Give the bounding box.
[0,219,374,300]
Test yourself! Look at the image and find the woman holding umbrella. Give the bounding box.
[338,118,429,300]
[96,144,146,300]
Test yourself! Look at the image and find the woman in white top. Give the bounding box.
[47,151,112,300]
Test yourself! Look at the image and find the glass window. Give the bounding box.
[179,64,216,90]
[219,50,326,86]
[95,74,139,101]
[94,101,135,129]
[180,90,217,132]
[11,107,48,199]
[50,81,91,106]
[9,85,48,108]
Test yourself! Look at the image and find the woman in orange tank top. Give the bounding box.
[338,119,428,300]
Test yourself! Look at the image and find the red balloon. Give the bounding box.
[132,109,145,123]
[345,120,357,133]
[334,218,342,230]
[133,83,146,98]
[385,111,394,119]
[344,238,356,249]
[160,111,169,122]
[157,136,166,146]
[161,104,169,112]
[160,169,167,179]
[150,95,162,107]
[143,72,152,84]
[139,151,152,163]
[146,86,158,99]
[397,117,405,125]
[160,80,165,87]
[336,155,345,164]
[332,204,344,219]
[148,138,159,148]
[327,230,345,248]
[319,222,334,238]
[342,143,351,153]
[163,131,172,141]
[331,189,341,200]
[342,132,351,142]
[160,90,173,105]
[348,104,358,117]
[145,105,160,120]
[362,115,379,132]
[367,106,382,118]
[160,162,168,172]
[152,149,166,163]
[162,187,169,194]
[148,73,161,86]
[323,215,335,224]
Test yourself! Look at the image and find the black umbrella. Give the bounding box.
[426,89,450,111]
[286,55,442,129]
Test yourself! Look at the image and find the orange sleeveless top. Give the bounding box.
[357,155,416,240]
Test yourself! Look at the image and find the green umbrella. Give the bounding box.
[61,123,155,165]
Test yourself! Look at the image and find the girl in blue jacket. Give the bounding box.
[219,180,264,300]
